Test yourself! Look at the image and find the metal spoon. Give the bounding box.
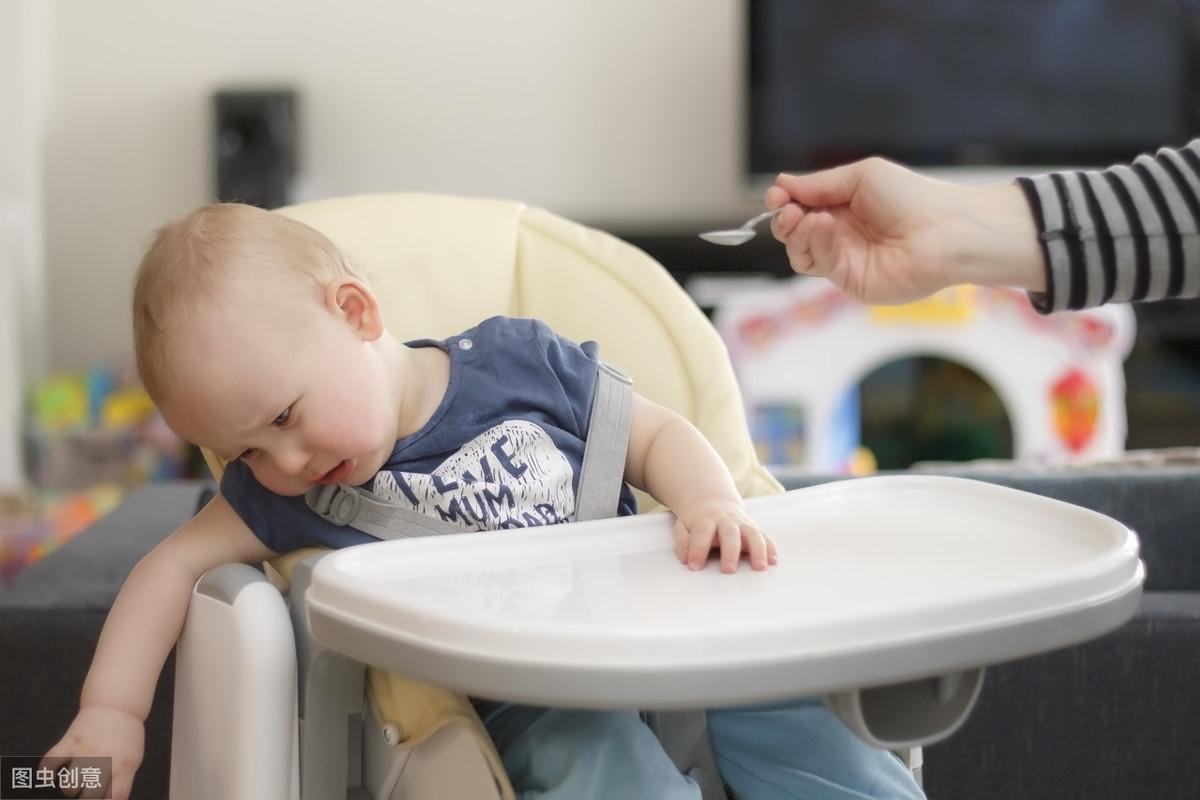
[698,209,781,246]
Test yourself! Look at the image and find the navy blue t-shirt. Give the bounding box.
[221,316,638,553]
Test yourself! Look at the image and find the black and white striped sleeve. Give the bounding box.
[1016,139,1200,313]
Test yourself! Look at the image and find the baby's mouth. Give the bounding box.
[316,459,353,485]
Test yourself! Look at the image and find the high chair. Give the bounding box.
[167,195,1144,800]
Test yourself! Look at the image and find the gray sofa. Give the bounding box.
[2,470,1198,799]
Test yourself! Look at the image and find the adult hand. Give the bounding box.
[766,157,1044,304]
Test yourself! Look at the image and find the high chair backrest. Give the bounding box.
[201,193,781,510]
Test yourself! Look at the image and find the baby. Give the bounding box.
[43,203,923,800]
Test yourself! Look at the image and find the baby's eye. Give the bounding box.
[238,448,259,461]
[273,406,292,426]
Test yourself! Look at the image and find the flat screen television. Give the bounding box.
[747,1,1200,175]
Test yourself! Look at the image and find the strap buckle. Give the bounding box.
[306,484,361,527]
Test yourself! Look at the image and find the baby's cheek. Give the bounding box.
[251,464,305,498]
[313,414,378,458]
[356,393,396,444]
[312,381,393,453]
[251,466,281,493]
[327,410,370,443]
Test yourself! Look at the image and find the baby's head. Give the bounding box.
[133,203,361,402]
[133,203,403,495]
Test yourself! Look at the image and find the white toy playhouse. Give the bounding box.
[714,279,1136,472]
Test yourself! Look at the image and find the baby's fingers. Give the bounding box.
[40,750,71,773]
[78,772,110,800]
[673,517,691,565]
[745,526,780,571]
[58,769,83,799]
[40,748,87,796]
[684,518,717,570]
[108,768,134,800]
[40,746,81,795]
[717,519,743,573]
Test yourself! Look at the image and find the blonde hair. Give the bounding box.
[132,203,362,401]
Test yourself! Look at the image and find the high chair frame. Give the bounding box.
[167,194,1141,800]
[171,192,799,800]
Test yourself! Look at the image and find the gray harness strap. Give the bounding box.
[306,360,634,538]
[306,483,463,539]
[574,360,633,522]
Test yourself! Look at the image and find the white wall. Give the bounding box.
[43,0,756,372]
[1,0,48,489]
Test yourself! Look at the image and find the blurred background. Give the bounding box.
[4,0,1200,581]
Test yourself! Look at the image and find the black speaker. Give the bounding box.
[213,89,297,209]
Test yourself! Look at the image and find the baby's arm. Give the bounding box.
[624,393,778,573]
[42,492,277,800]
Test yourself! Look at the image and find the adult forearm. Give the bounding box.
[950,183,1045,296]
[79,550,198,721]
[1014,140,1200,312]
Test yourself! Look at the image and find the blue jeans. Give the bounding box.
[479,698,926,800]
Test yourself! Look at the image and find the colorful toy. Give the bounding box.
[27,364,188,490]
[30,375,88,432]
[7,363,191,583]
[715,280,1135,471]
[0,485,122,585]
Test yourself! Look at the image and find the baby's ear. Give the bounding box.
[327,276,384,340]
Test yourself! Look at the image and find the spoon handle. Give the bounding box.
[746,209,781,230]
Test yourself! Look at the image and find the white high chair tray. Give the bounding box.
[306,476,1143,709]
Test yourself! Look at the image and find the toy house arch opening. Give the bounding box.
[715,281,1135,473]
[850,353,1015,471]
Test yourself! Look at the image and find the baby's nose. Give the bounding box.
[274,444,312,478]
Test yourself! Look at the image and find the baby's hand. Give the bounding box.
[672,497,779,573]
[42,706,144,800]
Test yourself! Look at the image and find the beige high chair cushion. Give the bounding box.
[274,190,777,506]
[199,194,783,798]
[204,193,780,503]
